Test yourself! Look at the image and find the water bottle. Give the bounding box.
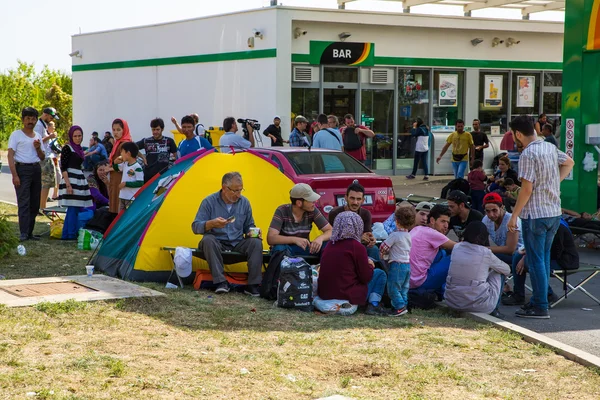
[17,245,26,256]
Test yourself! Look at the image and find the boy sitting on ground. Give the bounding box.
[113,142,144,211]
[379,206,416,317]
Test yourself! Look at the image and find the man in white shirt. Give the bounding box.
[34,107,59,210]
[8,107,46,241]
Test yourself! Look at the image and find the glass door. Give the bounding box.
[361,89,394,171]
[323,89,357,120]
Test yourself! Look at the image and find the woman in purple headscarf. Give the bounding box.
[318,211,388,316]
[58,126,93,239]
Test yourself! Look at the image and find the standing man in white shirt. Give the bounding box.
[8,107,46,241]
[406,118,430,180]
[34,107,59,211]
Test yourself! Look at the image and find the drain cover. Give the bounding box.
[0,282,97,298]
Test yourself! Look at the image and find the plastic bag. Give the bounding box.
[174,247,193,278]
[277,257,313,311]
[50,219,64,240]
[372,222,388,240]
[77,229,103,250]
[313,296,358,316]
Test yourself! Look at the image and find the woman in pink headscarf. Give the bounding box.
[107,118,132,213]
[58,125,93,239]
[318,211,388,316]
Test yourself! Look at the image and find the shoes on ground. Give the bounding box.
[515,307,549,319]
[28,235,41,241]
[365,303,388,316]
[214,282,230,294]
[423,176,429,181]
[388,307,408,317]
[501,294,525,306]
[405,175,415,180]
[489,308,505,319]
[244,284,260,297]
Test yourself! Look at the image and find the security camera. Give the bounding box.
[470,38,484,46]
[294,27,307,39]
[506,38,521,47]
[491,37,504,47]
[69,50,82,58]
[338,32,351,41]
[253,29,263,39]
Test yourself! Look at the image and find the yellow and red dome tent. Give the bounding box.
[94,149,304,281]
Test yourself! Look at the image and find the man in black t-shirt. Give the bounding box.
[262,116,284,146]
[136,118,178,182]
[470,119,489,162]
[447,190,483,240]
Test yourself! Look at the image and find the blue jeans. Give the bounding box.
[367,245,380,262]
[494,252,517,308]
[83,154,106,170]
[411,249,451,297]
[271,244,312,257]
[451,161,468,179]
[521,217,560,310]
[367,268,387,304]
[388,262,410,310]
[511,251,555,299]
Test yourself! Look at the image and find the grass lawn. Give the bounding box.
[1,202,600,399]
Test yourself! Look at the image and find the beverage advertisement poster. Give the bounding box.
[439,74,458,107]
[517,75,535,107]
[484,75,503,107]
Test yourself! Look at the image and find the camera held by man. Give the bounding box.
[237,118,261,140]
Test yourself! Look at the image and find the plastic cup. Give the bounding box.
[85,265,94,277]
[249,227,261,238]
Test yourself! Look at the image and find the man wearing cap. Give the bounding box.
[384,201,434,235]
[192,172,263,296]
[289,116,311,147]
[447,190,483,240]
[263,116,285,147]
[267,183,332,256]
[328,183,377,259]
[34,107,59,211]
[8,107,46,241]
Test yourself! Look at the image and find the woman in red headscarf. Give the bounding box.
[107,118,132,213]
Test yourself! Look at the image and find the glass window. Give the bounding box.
[323,89,356,119]
[511,72,541,118]
[433,70,464,127]
[291,88,319,120]
[543,72,562,87]
[284,151,371,175]
[361,89,394,170]
[478,71,509,135]
[397,69,431,170]
[324,67,358,83]
[543,92,562,116]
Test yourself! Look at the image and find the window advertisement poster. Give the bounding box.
[517,75,535,107]
[439,74,458,107]
[484,75,503,107]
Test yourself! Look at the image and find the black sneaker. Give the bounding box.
[515,307,549,319]
[490,308,505,319]
[28,235,41,241]
[19,234,29,242]
[501,294,525,306]
[405,175,415,180]
[548,293,559,303]
[365,304,386,316]
[214,282,230,294]
[521,302,534,310]
[388,307,408,317]
[423,176,429,181]
[244,284,260,297]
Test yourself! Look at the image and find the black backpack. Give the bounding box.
[441,178,471,199]
[277,256,313,311]
[408,290,438,310]
[343,126,363,151]
[260,250,286,300]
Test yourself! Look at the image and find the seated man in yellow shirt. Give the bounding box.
[436,119,475,179]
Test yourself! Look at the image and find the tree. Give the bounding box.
[0,61,72,146]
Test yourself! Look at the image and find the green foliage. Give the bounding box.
[0,61,72,147]
[0,213,18,258]
[34,299,87,317]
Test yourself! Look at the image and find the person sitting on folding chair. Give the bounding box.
[508,221,579,307]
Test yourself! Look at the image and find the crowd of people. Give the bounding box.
[7,106,580,320]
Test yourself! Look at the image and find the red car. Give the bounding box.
[254,148,395,222]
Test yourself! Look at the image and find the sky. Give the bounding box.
[0,0,564,73]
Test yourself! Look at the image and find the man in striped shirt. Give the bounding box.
[267,183,332,256]
[507,116,574,319]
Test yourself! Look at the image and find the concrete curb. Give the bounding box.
[0,199,18,207]
[468,312,600,369]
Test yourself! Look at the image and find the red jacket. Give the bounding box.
[318,239,373,305]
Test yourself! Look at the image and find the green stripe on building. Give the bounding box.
[292,54,562,70]
[72,49,277,72]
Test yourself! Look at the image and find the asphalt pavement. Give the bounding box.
[0,164,16,204]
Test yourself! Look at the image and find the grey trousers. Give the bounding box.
[15,163,42,237]
[199,235,263,285]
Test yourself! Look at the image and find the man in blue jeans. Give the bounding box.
[436,119,475,179]
[507,116,574,319]
[267,183,332,257]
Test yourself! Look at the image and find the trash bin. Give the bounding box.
[206,126,225,147]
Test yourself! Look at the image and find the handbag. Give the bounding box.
[452,153,467,162]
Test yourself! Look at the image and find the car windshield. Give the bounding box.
[284,151,371,175]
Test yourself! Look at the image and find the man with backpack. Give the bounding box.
[340,114,374,164]
[312,113,343,151]
[177,115,214,158]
